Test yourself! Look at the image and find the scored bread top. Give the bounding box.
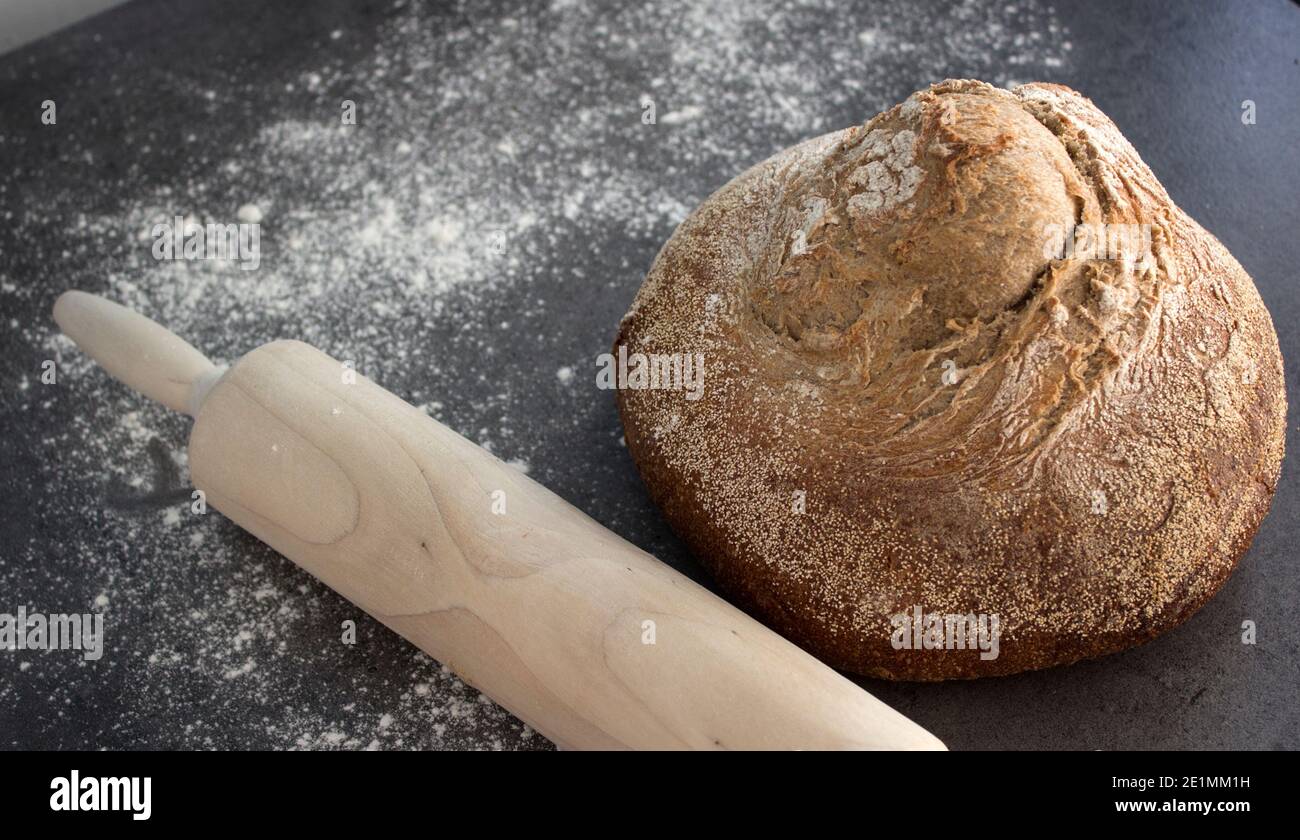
[615,79,1286,679]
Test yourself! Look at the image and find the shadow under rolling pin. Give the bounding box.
[52,290,945,751]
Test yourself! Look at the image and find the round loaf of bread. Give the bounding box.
[614,79,1286,680]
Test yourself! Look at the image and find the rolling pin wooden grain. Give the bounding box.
[53,290,945,751]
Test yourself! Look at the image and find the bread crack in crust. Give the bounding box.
[615,79,1285,680]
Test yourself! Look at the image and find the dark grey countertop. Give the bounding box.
[0,0,1296,750]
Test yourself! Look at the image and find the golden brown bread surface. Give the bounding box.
[615,79,1286,680]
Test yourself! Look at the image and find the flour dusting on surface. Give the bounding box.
[0,0,1071,749]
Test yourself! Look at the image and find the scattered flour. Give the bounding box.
[0,0,1071,749]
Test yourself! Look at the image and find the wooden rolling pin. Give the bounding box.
[53,290,945,750]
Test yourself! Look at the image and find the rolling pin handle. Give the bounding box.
[52,290,219,417]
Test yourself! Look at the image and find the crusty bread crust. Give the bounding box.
[615,80,1286,680]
